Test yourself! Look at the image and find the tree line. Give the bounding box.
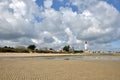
[0,45,83,53]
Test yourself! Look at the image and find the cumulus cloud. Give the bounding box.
[44,0,53,9]
[0,0,120,50]
[0,0,39,45]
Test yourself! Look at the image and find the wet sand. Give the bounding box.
[0,60,120,80]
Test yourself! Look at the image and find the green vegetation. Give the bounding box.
[63,45,70,52]
[27,45,36,53]
[0,46,29,53]
[74,50,84,53]
[0,45,84,53]
[27,45,36,51]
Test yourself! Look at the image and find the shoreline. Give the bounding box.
[0,53,82,57]
[0,53,120,58]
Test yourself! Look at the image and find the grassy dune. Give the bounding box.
[0,60,120,80]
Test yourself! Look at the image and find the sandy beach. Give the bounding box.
[0,60,120,80]
[0,53,120,80]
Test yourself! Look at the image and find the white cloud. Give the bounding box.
[0,0,120,50]
[65,27,81,44]
[44,0,53,9]
[9,0,26,18]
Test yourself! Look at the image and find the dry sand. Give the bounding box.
[0,60,120,80]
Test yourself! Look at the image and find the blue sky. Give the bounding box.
[106,0,120,11]
[36,0,78,12]
[36,0,120,12]
[0,0,120,51]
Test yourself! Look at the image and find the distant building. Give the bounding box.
[16,46,26,49]
[69,47,74,53]
[56,50,65,53]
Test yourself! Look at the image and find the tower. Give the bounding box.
[84,41,89,54]
[84,41,88,50]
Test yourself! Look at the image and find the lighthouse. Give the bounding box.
[84,41,89,54]
[84,41,88,50]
